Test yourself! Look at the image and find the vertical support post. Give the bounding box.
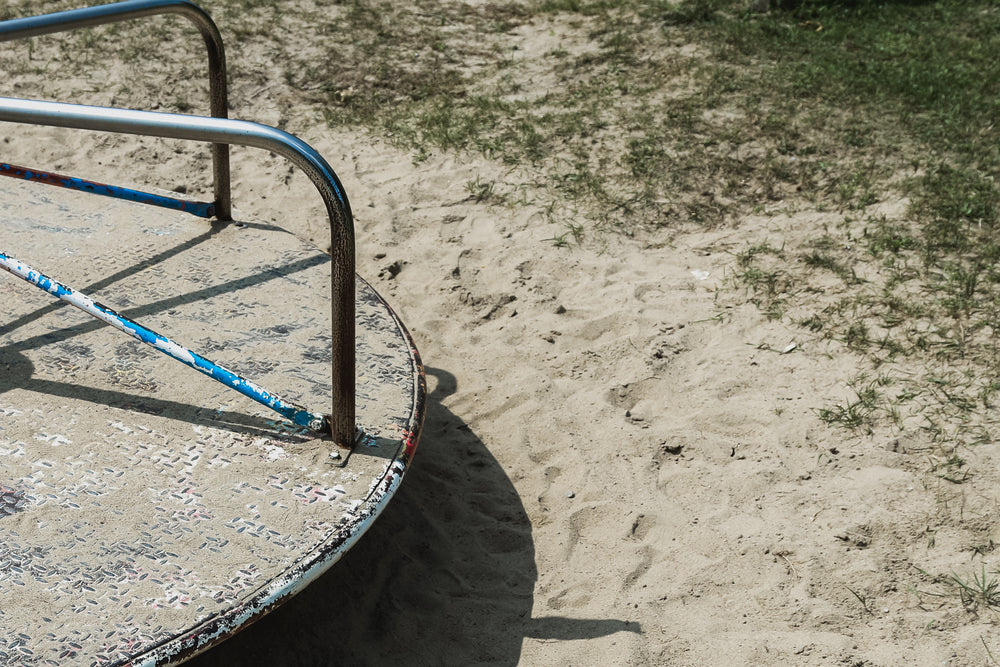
[329,215,355,447]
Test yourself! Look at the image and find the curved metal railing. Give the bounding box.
[0,0,232,219]
[0,97,356,447]
[0,1,357,447]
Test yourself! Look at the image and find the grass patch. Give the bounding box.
[679,1,1000,447]
[917,564,1000,614]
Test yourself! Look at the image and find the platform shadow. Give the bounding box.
[185,367,639,666]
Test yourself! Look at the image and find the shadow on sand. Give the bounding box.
[185,367,638,665]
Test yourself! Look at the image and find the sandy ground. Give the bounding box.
[4,3,1000,666]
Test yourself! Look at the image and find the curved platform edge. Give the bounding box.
[137,278,426,666]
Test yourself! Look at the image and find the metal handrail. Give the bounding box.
[0,0,233,220]
[0,96,355,448]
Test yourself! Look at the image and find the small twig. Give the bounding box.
[846,586,875,616]
[983,636,997,665]
[776,551,799,578]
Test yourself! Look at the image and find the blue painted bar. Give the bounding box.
[0,162,214,218]
[0,249,328,431]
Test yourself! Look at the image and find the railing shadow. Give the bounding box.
[186,367,639,665]
[4,249,329,355]
[0,225,221,341]
[0,348,284,437]
[0,223,329,435]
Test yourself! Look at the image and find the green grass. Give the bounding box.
[668,1,1000,448]
[917,564,1000,613]
[270,0,1000,268]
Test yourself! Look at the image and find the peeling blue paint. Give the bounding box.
[0,162,214,218]
[0,250,325,430]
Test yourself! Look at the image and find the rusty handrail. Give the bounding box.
[0,0,233,220]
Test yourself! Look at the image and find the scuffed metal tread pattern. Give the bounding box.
[0,180,425,665]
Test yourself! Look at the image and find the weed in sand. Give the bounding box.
[918,564,1000,614]
[816,373,888,434]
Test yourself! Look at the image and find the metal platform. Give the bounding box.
[0,1,426,663]
[0,178,425,665]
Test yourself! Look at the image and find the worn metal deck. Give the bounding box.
[0,178,425,665]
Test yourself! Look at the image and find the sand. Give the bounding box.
[3,3,1000,665]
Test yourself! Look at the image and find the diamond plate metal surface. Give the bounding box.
[0,180,425,665]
